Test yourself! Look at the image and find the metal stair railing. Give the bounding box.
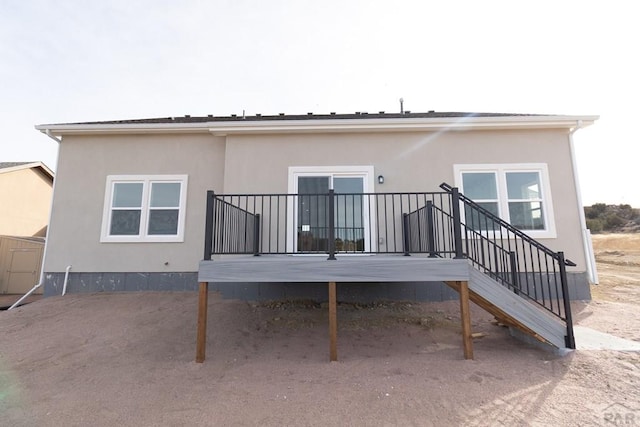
[439,183,575,349]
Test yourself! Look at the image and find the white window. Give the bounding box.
[454,164,556,238]
[101,175,188,242]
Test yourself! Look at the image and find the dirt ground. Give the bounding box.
[1,234,639,426]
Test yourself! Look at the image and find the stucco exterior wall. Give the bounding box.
[0,168,52,237]
[43,126,587,281]
[224,128,586,270]
[44,133,225,273]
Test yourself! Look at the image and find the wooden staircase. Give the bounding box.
[447,266,568,349]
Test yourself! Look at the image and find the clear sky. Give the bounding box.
[1,1,637,206]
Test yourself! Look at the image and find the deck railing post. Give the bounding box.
[451,187,464,259]
[557,251,576,349]
[203,191,215,260]
[253,213,261,256]
[402,213,411,256]
[426,200,436,257]
[327,190,336,260]
[509,251,519,294]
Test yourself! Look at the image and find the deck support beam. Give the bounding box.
[445,280,474,359]
[457,280,474,360]
[328,281,337,361]
[196,281,209,363]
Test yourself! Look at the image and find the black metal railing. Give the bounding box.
[204,191,260,258]
[202,184,575,349]
[439,183,575,348]
[204,191,457,258]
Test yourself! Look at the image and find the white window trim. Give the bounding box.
[101,174,188,243]
[453,163,556,239]
[287,166,376,254]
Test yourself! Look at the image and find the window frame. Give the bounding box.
[100,174,188,243]
[287,165,375,254]
[454,164,556,239]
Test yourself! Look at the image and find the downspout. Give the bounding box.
[8,128,64,310]
[8,281,42,310]
[9,264,72,309]
[44,129,62,144]
[569,120,599,285]
[62,265,72,296]
[41,128,72,294]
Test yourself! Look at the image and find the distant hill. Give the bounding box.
[584,203,640,233]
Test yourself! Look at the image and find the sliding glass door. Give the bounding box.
[296,175,367,253]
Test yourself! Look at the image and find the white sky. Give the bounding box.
[1,0,637,206]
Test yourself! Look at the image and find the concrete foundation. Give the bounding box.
[42,271,591,302]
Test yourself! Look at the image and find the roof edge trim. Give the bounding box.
[36,115,599,136]
[0,161,54,179]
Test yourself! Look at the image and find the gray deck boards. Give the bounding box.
[468,268,567,348]
[199,255,469,283]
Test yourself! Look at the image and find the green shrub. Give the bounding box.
[604,213,625,229]
[584,203,640,233]
[586,218,603,233]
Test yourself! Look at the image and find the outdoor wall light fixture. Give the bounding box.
[378,175,385,184]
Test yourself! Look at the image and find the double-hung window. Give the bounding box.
[101,175,188,242]
[454,164,556,238]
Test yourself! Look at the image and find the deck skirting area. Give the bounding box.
[195,254,573,363]
[196,255,474,363]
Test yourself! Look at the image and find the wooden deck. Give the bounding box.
[198,255,470,283]
[195,255,569,363]
[196,255,473,363]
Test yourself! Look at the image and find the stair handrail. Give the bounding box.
[440,182,575,348]
[440,182,574,266]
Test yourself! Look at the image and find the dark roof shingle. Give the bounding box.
[51,111,542,126]
[0,162,33,170]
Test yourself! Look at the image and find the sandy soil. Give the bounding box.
[1,234,639,426]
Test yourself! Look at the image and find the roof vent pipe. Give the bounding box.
[400,98,404,114]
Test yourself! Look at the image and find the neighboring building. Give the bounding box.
[0,161,53,295]
[0,161,54,237]
[35,112,598,301]
[0,235,45,295]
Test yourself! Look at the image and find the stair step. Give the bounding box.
[467,267,567,349]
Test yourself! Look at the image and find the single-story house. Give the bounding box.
[36,111,598,357]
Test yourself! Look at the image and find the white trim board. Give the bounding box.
[453,163,557,239]
[100,174,188,243]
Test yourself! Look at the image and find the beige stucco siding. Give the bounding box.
[44,126,587,274]
[44,133,225,273]
[0,168,52,237]
[223,129,586,269]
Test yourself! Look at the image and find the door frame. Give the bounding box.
[287,165,376,254]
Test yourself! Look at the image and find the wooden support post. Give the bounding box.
[328,281,338,361]
[458,280,474,360]
[196,281,209,363]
